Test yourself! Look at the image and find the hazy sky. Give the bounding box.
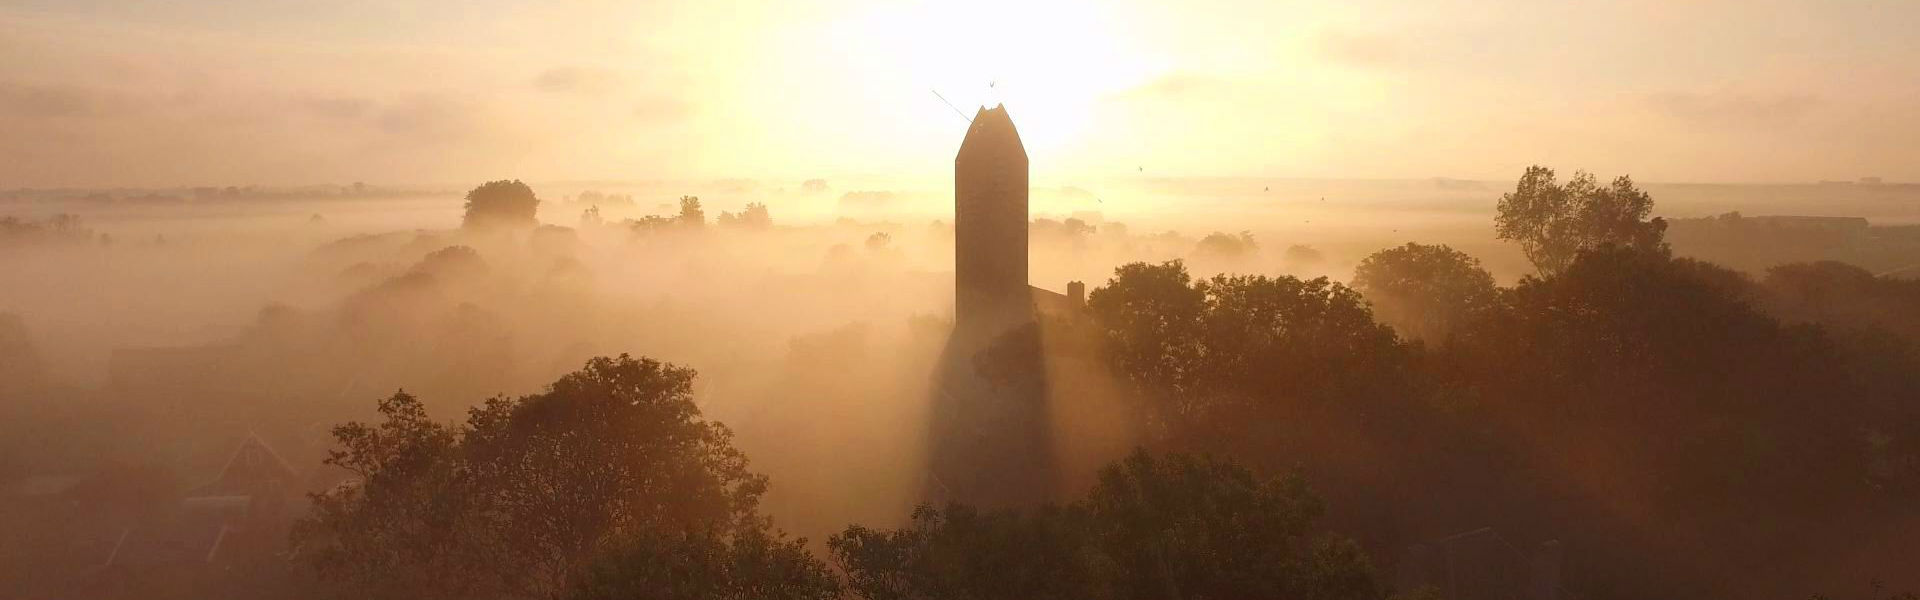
[2,0,1916,188]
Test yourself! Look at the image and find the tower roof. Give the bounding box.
[956,104,1027,164]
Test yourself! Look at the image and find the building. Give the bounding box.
[953,104,1086,342]
[955,104,1035,342]
[927,105,1090,508]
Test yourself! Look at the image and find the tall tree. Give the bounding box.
[678,196,707,228]
[461,180,541,230]
[1494,166,1666,275]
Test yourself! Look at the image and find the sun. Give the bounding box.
[848,0,1165,162]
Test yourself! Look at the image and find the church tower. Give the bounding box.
[954,104,1030,340]
[929,104,1053,508]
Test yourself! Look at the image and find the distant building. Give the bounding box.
[0,434,310,597]
[102,434,301,570]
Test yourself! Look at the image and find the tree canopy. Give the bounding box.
[1495,166,1666,275]
[1351,242,1497,343]
[830,450,1389,600]
[461,180,541,230]
[295,355,835,600]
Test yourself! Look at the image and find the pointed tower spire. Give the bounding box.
[954,104,1030,339]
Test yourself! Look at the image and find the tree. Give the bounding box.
[718,202,772,229]
[1351,243,1497,343]
[1283,244,1325,270]
[678,196,706,228]
[1192,231,1258,260]
[1494,166,1666,276]
[829,450,1387,600]
[297,355,827,600]
[1085,261,1207,402]
[1085,260,1407,447]
[461,180,541,230]
[570,527,839,600]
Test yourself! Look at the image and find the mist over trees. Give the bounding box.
[1,214,98,246]
[7,166,1920,600]
[718,202,772,229]
[297,355,835,600]
[1351,243,1496,342]
[462,180,541,230]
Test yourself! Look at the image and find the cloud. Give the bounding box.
[532,66,621,95]
[1644,89,1822,127]
[1313,30,1407,70]
[372,95,479,140]
[0,83,133,119]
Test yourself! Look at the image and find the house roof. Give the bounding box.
[188,434,299,498]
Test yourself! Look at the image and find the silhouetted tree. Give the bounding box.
[1495,166,1666,275]
[1085,260,1407,447]
[1351,243,1497,342]
[1192,231,1258,260]
[297,356,821,600]
[0,213,95,246]
[569,527,838,600]
[678,196,706,228]
[830,450,1386,600]
[1283,244,1325,269]
[718,202,772,229]
[461,180,540,230]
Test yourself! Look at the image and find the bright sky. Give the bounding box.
[1,0,1916,187]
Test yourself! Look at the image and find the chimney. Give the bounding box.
[1068,281,1086,311]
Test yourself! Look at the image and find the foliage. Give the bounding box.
[1494,166,1666,275]
[296,355,829,600]
[629,196,710,233]
[1283,244,1325,268]
[461,180,541,230]
[1351,243,1497,342]
[718,202,772,229]
[570,527,839,600]
[679,196,706,228]
[830,450,1386,600]
[1064,243,1920,597]
[0,213,95,246]
[1191,231,1257,260]
[1084,260,1407,446]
